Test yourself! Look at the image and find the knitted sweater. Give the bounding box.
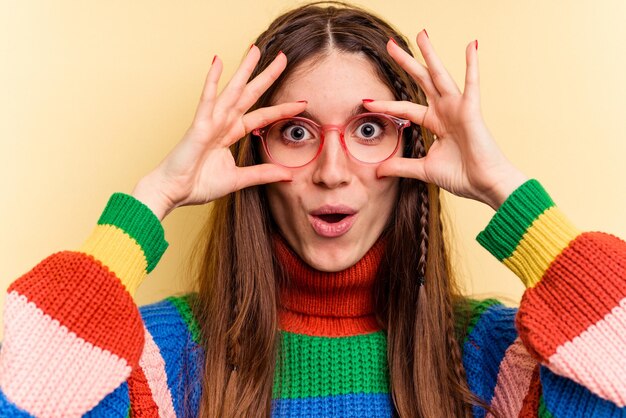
[1,179,625,417]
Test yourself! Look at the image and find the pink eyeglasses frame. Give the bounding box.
[251,112,411,168]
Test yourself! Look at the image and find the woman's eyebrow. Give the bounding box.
[296,104,368,121]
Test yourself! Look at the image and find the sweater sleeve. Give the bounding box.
[476,179,626,415]
[0,192,168,417]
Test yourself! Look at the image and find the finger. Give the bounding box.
[464,40,480,101]
[362,100,428,126]
[235,163,293,190]
[376,157,428,182]
[387,38,439,100]
[415,30,461,96]
[218,45,262,108]
[241,101,308,138]
[236,51,287,112]
[193,55,224,122]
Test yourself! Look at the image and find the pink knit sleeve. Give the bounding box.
[477,179,626,412]
[0,192,168,416]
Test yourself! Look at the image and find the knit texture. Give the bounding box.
[272,235,392,415]
[1,179,626,417]
[275,232,386,337]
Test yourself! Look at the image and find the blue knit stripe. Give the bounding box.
[539,367,626,417]
[140,298,204,418]
[271,392,393,417]
[0,382,130,417]
[0,390,35,417]
[462,303,519,418]
[85,382,130,417]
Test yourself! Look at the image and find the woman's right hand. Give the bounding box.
[131,46,306,221]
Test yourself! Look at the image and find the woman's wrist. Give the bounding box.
[131,176,174,222]
[481,169,529,211]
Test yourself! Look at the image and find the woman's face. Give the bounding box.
[263,51,401,272]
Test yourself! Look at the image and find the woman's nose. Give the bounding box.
[311,131,352,189]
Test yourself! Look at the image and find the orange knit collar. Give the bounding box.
[274,234,386,337]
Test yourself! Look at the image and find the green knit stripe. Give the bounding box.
[98,192,169,272]
[167,294,202,345]
[476,179,554,261]
[538,394,554,418]
[273,330,390,399]
[455,298,502,344]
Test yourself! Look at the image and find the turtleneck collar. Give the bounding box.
[273,234,386,337]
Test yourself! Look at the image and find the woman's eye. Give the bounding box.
[283,125,313,141]
[355,121,384,139]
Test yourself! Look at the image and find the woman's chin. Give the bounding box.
[299,243,362,272]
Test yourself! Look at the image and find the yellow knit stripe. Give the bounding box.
[503,206,580,288]
[79,224,148,296]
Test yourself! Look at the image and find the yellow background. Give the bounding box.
[2,1,626,339]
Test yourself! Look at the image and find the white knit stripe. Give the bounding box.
[0,290,131,418]
[548,297,626,407]
[486,337,536,418]
[139,327,177,417]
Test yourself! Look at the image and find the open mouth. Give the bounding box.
[308,205,357,238]
[316,213,349,223]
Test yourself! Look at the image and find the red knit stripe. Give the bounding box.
[7,251,144,367]
[279,308,381,336]
[516,232,626,361]
[128,365,160,417]
[518,364,542,417]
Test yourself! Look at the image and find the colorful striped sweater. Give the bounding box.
[1,179,625,417]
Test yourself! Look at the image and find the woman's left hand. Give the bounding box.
[363,30,528,210]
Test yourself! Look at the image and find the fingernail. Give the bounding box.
[297,100,308,104]
[389,37,398,46]
[475,40,478,50]
[362,99,374,103]
[212,55,217,64]
[278,50,284,56]
[249,44,255,51]
[423,29,429,38]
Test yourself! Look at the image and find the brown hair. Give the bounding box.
[188,2,493,417]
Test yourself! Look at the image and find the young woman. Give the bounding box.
[2,2,625,417]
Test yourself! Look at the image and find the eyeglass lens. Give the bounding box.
[265,114,401,167]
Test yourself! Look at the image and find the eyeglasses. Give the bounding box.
[252,112,411,168]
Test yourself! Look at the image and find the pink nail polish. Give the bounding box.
[249,44,255,51]
[389,37,398,45]
[475,40,478,50]
[212,55,217,64]
[362,99,374,103]
[297,100,308,104]
[423,29,429,38]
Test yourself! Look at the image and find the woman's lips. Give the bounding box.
[308,205,357,238]
[309,214,357,237]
